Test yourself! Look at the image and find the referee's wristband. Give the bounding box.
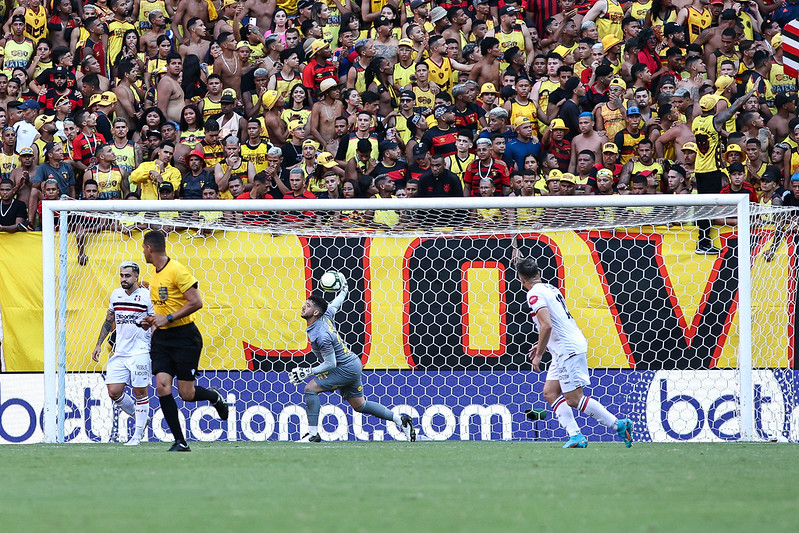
[166,314,174,323]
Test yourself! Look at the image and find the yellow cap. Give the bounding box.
[682,142,698,152]
[513,116,532,129]
[318,152,337,168]
[609,77,626,89]
[601,35,623,51]
[480,83,498,95]
[261,90,279,110]
[550,118,569,131]
[287,119,304,132]
[602,142,619,154]
[724,143,747,162]
[547,169,563,181]
[398,38,414,49]
[559,173,576,184]
[302,139,320,149]
[552,45,571,58]
[699,94,718,112]
[88,94,102,107]
[772,33,782,49]
[715,75,735,92]
[35,114,55,130]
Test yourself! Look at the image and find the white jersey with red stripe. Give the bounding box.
[108,287,154,356]
[526,282,588,359]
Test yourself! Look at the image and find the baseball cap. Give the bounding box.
[498,5,519,16]
[89,94,103,107]
[297,0,313,9]
[560,173,576,185]
[379,140,399,153]
[609,78,626,90]
[18,100,40,110]
[413,143,427,156]
[398,38,414,49]
[99,91,117,105]
[673,88,691,98]
[220,92,235,104]
[602,142,619,154]
[187,149,205,164]
[715,75,735,92]
[550,118,569,130]
[287,119,304,132]
[552,45,571,59]
[626,106,641,116]
[308,38,328,57]
[410,0,426,9]
[399,89,415,100]
[261,90,279,110]
[35,114,55,130]
[430,6,447,23]
[728,162,745,173]
[772,33,783,49]
[318,152,337,168]
[513,116,532,129]
[302,139,320,149]
[664,22,684,36]
[547,169,563,181]
[480,83,498,95]
[596,168,613,179]
[18,146,34,156]
[699,94,718,112]
[775,92,796,108]
[53,66,69,77]
[710,0,724,4]
[682,142,698,153]
[159,181,175,192]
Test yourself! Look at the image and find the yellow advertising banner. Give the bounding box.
[0,228,793,372]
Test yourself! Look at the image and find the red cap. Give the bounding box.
[709,0,723,4]
[188,149,206,164]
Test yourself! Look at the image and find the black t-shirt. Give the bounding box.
[372,161,409,188]
[417,170,464,197]
[281,143,302,168]
[179,170,215,199]
[0,199,27,226]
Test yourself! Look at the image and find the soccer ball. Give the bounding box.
[320,271,343,292]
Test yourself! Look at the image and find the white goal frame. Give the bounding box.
[40,194,755,443]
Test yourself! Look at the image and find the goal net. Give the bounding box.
[23,195,798,443]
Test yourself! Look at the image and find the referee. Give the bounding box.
[141,230,228,451]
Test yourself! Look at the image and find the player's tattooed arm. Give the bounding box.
[92,310,116,362]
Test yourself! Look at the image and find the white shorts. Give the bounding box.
[546,352,591,393]
[106,353,151,388]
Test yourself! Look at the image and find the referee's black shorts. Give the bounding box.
[150,323,203,381]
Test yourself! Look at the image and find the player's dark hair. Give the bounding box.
[631,173,648,186]
[83,178,97,189]
[0,178,13,187]
[480,37,499,56]
[143,230,166,252]
[516,257,540,280]
[307,293,328,315]
[253,171,268,185]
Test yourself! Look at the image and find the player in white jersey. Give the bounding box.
[517,258,633,448]
[92,261,154,446]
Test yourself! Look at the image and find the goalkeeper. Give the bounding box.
[290,277,416,442]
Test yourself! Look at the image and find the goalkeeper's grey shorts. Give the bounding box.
[315,360,364,400]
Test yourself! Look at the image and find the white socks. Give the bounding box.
[114,393,135,416]
[133,397,149,439]
[578,396,618,429]
[552,395,581,436]
[308,425,318,437]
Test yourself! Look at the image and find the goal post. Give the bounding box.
[35,194,794,444]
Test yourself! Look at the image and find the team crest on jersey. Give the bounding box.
[158,286,168,302]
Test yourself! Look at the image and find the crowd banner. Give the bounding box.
[0,229,794,372]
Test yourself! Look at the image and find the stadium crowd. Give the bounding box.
[0,0,799,250]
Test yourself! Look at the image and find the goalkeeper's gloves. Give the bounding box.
[289,366,314,385]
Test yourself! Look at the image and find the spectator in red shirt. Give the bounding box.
[463,137,510,196]
[302,39,336,100]
[282,167,317,225]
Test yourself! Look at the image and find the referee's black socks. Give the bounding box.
[158,394,186,445]
[192,386,219,403]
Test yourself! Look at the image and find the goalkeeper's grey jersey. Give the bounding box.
[306,308,358,368]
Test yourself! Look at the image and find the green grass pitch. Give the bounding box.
[1,441,797,532]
